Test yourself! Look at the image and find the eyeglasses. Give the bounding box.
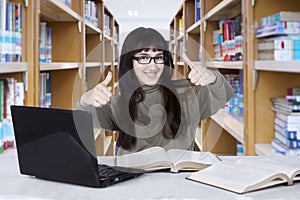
[132,55,165,64]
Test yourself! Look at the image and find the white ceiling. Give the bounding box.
[103,0,184,41]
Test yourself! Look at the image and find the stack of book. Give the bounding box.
[257,11,300,61]
[39,22,52,63]
[271,88,300,156]
[224,71,243,117]
[0,0,22,62]
[84,0,99,28]
[0,77,24,154]
[212,15,242,61]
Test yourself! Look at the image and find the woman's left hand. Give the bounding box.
[182,53,216,86]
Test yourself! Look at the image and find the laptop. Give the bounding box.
[10,105,145,187]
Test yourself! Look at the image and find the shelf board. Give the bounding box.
[94,128,102,140]
[85,62,102,68]
[206,61,243,69]
[177,62,185,66]
[104,135,113,155]
[255,144,276,156]
[186,20,201,34]
[40,62,81,71]
[103,62,112,66]
[40,0,82,22]
[211,110,244,143]
[0,62,27,73]
[85,21,102,34]
[204,0,241,21]
[255,60,300,73]
[104,33,112,41]
[176,34,184,41]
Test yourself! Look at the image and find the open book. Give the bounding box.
[186,156,300,194]
[98,146,221,173]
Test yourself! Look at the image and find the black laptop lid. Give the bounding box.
[11,106,100,187]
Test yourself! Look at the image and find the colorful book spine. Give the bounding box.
[195,0,201,22]
[260,11,300,26]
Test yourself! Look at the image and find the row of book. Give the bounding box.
[224,71,244,118]
[39,72,51,108]
[257,11,300,61]
[195,0,201,22]
[212,15,242,61]
[40,22,52,63]
[0,0,22,63]
[60,0,71,8]
[0,77,24,154]
[271,88,300,156]
[104,13,111,36]
[84,0,99,28]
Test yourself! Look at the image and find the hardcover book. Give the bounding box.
[187,156,300,194]
[98,146,220,173]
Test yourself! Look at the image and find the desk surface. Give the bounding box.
[1,149,300,200]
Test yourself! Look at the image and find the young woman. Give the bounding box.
[77,27,233,155]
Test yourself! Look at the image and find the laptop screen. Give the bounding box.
[11,106,101,187]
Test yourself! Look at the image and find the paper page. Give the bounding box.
[234,156,300,183]
[97,156,117,166]
[187,160,289,194]
[116,146,171,169]
[167,149,220,166]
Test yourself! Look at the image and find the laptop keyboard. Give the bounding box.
[98,165,125,178]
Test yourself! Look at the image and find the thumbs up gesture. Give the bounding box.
[182,53,216,86]
[80,71,113,107]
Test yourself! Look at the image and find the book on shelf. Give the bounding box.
[195,0,201,22]
[257,39,294,51]
[260,11,300,26]
[274,130,300,149]
[257,49,299,61]
[186,156,300,194]
[271,97,300,112]
[97,146,221,173]
[0,0,22,62]
[256,22,300,38]
[272,138,300,156]
[274,123,299,141]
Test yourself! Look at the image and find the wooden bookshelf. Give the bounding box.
[0,0,120,156]
[247,0,300,156]
[170,0,300,156]
[170,0,244,155]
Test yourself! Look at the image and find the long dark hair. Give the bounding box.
[117,27,181,150]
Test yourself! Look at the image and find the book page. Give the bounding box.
[166,149,221,172]
[116,146,171,171]
[187,160,289,194]
[97,156,116,166]
[234,156,300,184]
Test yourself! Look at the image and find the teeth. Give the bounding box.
[145,72,157,79]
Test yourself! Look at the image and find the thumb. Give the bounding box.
[182,53,196,70]
[101,71,113,86]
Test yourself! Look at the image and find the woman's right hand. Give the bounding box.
[79,71,113,107]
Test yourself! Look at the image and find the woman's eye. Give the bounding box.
[156,56,163,60]
[140,56,149,60]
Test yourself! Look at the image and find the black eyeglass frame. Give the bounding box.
[132,55,165,64]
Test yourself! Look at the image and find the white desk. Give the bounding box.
[1,149,300,200]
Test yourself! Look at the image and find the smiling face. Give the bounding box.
[132,49,165,86]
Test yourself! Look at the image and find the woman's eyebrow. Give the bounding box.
[136,52,163,56]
